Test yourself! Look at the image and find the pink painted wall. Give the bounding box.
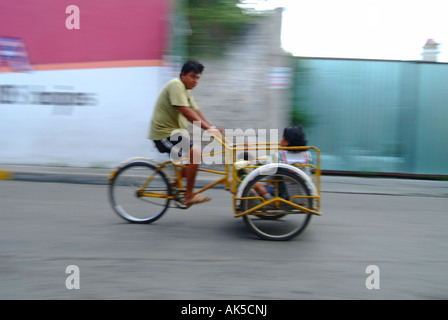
[0,0,170,65]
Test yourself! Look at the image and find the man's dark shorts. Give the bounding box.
[153,134,193,159]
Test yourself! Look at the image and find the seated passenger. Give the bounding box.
[256,125,311,200]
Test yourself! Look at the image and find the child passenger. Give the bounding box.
[254,125,311,200]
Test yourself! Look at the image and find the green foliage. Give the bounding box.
[184,0,265,58]
[291,108,314,128]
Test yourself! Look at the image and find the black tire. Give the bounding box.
[108,162,171,223]
[241,168,313,240]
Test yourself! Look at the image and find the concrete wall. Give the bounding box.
[0,7,289,168]
[191,8,292,144]
[0,1,170,168]
[0,67,167,168]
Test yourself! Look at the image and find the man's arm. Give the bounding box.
[176,106,222,134]
[195,109,212,128]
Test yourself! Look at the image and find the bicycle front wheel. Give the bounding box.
[108,162,171,223]
[241,168,313,241]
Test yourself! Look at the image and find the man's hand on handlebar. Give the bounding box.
[207,126,223,136]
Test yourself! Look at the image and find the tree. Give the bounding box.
[184,0,265,58]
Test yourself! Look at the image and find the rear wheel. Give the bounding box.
[241,168,313,240]
[108,162,171,223]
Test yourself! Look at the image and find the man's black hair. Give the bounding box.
[283,126,307,151]
[181,60,204,75]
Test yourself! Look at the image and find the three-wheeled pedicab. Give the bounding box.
[108,134,322,241]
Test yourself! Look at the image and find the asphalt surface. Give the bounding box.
[1,164,448,301]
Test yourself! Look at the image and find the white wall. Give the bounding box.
[0,66,167,167]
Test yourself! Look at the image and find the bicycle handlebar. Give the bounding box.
[209,132,319,153]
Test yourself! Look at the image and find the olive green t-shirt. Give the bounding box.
[148,78,199,140]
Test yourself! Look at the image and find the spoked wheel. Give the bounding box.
[241,168,313,241]
[108,162,171,223]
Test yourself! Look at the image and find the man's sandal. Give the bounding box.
[183,194,211,205]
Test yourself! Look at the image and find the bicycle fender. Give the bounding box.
[236,163,318,200]
[114,157,161,170]
[108,157,165,184]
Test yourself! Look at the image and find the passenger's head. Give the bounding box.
[281,126,307,149]
[180,60,204,90]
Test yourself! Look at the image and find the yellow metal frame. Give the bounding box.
[111,134,322,217]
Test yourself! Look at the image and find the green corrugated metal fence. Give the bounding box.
[292,57,448,176]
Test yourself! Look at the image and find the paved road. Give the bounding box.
[0,179,447,300]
